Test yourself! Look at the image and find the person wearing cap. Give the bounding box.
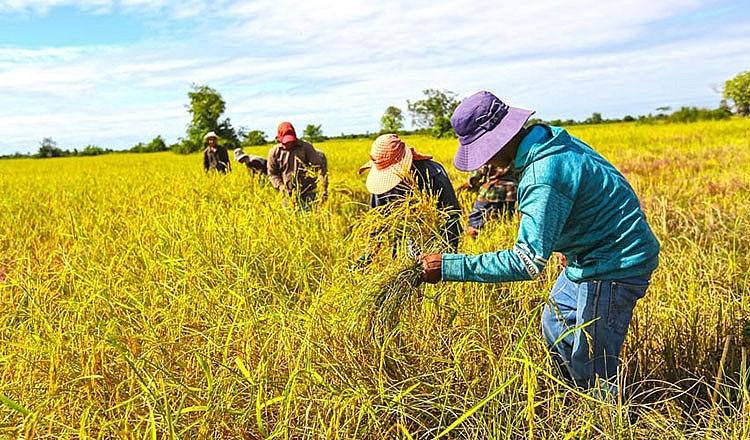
[419,91,660,394]
[358,133,462,260]
[267,122,326,207]
[234,148,268,175]
[462,163,519,238]
[203,131,231,174]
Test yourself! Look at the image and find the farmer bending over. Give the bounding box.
[419,91,660,395]
[267,122,326,210]
[357,133,462,263]
[234,148,268,174]
[461,162,519,238]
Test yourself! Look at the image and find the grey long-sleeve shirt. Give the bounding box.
[267,140,324,197]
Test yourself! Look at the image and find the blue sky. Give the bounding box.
[1,0,749,155]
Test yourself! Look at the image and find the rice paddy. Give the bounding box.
[1,119,749,438]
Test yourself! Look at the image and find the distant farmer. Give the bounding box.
[419,91,660,395]
[203,131,231,174]
[462,163,519,238]
[234,148,268,174]
[358,133,462,262]
[267,122,325,208]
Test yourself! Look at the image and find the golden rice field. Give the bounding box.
[1,119,749,438]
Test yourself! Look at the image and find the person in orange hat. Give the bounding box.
[357,133,462,263]
[267,122,326,209]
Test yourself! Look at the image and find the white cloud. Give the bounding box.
[1,0,748,155]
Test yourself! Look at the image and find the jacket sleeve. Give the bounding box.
[203,150,209,171]
[435,174,462,253]
[442,183,573,282]
[305,144,324,168]
[267,149,283,190]
[221,148,231,172]
[318,151,328,194]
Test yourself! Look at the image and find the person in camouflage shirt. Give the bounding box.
[464,163,518,238]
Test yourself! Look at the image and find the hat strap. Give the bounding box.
[475,100,509,131]
[459,100,510,145]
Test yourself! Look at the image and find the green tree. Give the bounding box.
[80,145,106,156]
[132,136,168,153]
[433,115,455,138]
[35,137,65,158]
[180,84,238,154]
[241,130,268,146]
[584,112,603,124]
[407,89,459,134]
[303,124,326,143]
[145,135,168,152]
[380,106,404,133]
[723,70,750,116]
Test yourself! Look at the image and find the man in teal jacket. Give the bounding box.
[420,91,660,394]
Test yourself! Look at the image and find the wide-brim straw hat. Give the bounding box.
[451,91,535,171]
[203,131,218,141]
[358,133,432,195]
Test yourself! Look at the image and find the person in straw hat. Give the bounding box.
[267,121,326,209]
[233,148,268,175]
[202,131,231,174]
[419,91,660,396]
[357,133,462,263]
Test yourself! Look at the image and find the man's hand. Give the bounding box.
[553,252,567,270]
[419,253,443,284]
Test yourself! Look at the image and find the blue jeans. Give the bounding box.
[467,200,514,229]
[541,271,651,393]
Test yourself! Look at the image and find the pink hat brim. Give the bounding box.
[364,146,414,195]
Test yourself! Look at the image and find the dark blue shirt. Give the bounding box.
[369,159,462,252]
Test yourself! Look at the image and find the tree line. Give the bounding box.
[6,70,750,159]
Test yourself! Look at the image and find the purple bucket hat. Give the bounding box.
[450,91,535,171]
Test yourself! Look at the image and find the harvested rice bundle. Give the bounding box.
[367,257,423,332]
[349,182,455,348]
[349,175,456,269]
[359,256,424,380]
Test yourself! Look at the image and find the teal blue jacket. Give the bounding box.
[442,125,660,283]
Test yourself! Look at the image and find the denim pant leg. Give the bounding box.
[541,272,579,383]
[542,272,650,390]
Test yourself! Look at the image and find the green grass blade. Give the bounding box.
[0,392,29,416]
[435,374,519,439]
